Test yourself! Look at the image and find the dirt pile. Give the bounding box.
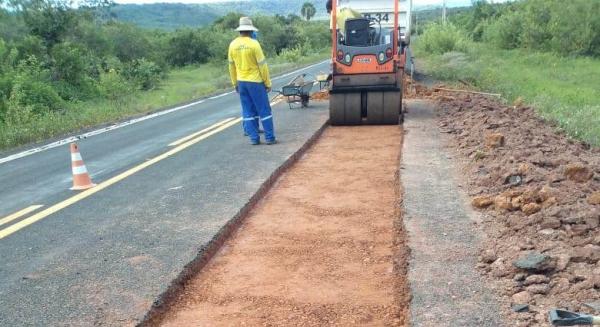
[403,76,434,99]
[310,90,330,101]
[434,91,600,326]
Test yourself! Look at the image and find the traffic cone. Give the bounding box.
[70,143,96,190]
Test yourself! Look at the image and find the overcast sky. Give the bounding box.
[113,0,476,6]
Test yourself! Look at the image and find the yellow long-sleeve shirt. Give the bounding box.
[228,36,272,88]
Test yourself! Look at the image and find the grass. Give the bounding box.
[0,49,329,152]
[414,42,600,147]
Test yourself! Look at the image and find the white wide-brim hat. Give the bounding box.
[235,16,258,31]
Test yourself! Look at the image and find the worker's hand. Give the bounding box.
[235,85,239,93]
[266,86,272,93]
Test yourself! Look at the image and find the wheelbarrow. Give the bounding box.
[316,72,332,90]
[549,309,600,326]
[279,74,314,109]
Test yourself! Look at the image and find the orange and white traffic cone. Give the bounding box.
[70,143,96,190]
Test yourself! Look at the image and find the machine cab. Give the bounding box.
[332,0,411,75]
[335,16,396,74]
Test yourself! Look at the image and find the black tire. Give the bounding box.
[330,93,362,125]
[329,93,345,125]
[382,91,401,125]
[345,93,362,125]
[366,91,384,125]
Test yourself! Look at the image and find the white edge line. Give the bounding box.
[207,91,235,100]
[0,60,329,165]
[0,100,203,165]
[272,60,329,80]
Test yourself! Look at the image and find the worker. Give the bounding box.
[242,30,263,136]
[228,16,276,145]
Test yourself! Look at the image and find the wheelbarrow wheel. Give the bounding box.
[301,94,310,108]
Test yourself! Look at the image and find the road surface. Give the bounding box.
[0,61,329,326]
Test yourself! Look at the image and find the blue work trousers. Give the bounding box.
[238,81,275,142]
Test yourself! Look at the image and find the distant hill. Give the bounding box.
[111,0,328,30]
[110,4,219,29]
[110,0,479,30]
[414,0,473,11]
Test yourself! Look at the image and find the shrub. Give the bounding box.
[22,0,75,46]
[167,29,211,66]
[254,15,301,55]
[419,23,467,55]
[104,23,154,63]
[6,57,64,122]
[280,47,302,63]
[205,28,235,62]
[50,42,81,74]
[212,12,243,31]
[280,43,312,63]
[296,21,329,51]
[483,11,524,49]
[98,69,132,101]
[545,0,600,57]
[14,35,47,62]
[4,93,36,126]
[124,58,162,90]
[458,0,600,58]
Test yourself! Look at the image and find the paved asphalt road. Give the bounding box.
[0,61,329,326]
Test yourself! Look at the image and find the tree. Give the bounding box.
[166,29,211,66]
[300,2,316,21]
[21,0,76,46]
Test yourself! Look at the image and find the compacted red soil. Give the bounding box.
[150,126,409,326]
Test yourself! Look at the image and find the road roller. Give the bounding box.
[328,0,412,125]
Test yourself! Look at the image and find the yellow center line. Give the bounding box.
[0,118,242,240]
[169,117,236,147]
[0,205,44,227]
[270,99,283,106]
[270,94,284,106]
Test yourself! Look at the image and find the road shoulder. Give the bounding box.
[402,99,505,326]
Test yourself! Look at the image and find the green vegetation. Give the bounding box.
[111,0,327,30]
[414,0,600,146]
[0,1,330,151]
[110,3,219,30]
[0,50,328,150]
[418,22,467,54]
[301,2,317,21]
[452,0,600,57]
[411,6,471,36]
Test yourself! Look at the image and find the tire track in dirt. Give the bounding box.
[148,126,408,326]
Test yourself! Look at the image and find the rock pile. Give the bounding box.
[434,88,600,326]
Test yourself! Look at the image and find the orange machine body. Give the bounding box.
[335,55,394,74]
[328,0,407,126]
[331,0,405,78]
